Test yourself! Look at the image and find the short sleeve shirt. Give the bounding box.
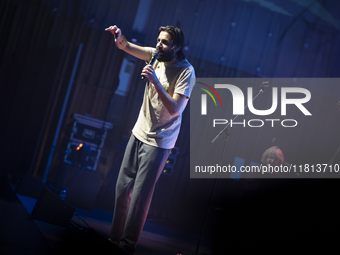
[132,47,196,149]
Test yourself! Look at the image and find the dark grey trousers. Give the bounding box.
[110,134,171,254]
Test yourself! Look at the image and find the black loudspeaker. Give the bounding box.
[15,172,45,199]
[31,187,75,227]
[61,166,102,210]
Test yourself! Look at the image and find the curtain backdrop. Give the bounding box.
[1,0,340,237]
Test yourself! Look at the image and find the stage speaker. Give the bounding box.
[31,187,75,227]
[15,172,45,199]
[61,167,102,210]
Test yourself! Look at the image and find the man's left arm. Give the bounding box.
[141,65,190,116]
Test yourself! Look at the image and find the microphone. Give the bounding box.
[260,81,269,93]
[141,51,159,80]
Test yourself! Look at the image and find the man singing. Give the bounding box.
[105,25,195,254]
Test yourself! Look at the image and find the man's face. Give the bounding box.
[156,31,176,62]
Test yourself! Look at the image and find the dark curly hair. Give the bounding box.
[158,25,185,60]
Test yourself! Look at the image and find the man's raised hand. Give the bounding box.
[105,25,121,41]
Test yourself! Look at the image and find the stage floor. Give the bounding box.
[0,178,211,255]
[3,176,340,254]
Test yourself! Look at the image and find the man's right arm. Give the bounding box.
[105,25,148,61]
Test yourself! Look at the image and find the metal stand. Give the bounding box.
[194,128,230,255]
[194,81,269,254]
[329,146,340,165]
[59,163,87,200]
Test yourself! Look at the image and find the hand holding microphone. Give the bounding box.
[141,51,159,80]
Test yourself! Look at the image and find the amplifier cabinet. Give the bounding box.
[63,113,113,170]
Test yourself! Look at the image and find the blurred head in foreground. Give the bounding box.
[261,146,284,167]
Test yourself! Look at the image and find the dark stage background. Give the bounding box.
[1,0,340,252]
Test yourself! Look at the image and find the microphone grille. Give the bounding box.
[149,51,159,65]
[260,81,269,91]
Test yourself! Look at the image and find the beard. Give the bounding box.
[156,47,176,62]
